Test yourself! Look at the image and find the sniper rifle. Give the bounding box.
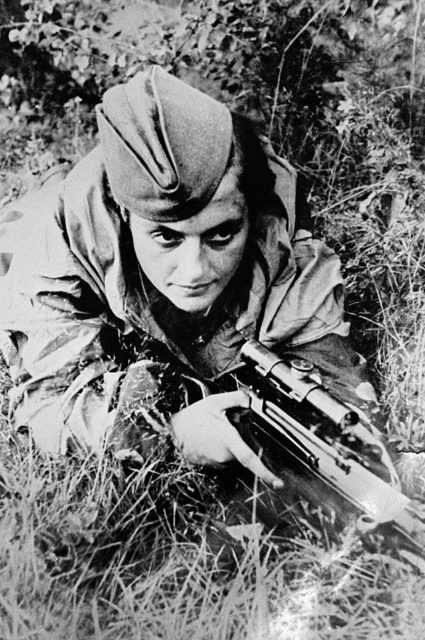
[224,339,425,572]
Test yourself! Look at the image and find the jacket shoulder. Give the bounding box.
[64,145,106,198]
[0,145,105,227]
[262,141,297,239]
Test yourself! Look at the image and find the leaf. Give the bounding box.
[225,522,263,544]
[46,24,61,35]
[41,0,55,15]
[107,51,117,67]
[53,50,63,66]
[117,53,127,68]
[358,191,375,214]
[8,29,22,43]
[75,54,90,72]
[388,193,407,228]
[345,19,358,41]
[197,27,211,53]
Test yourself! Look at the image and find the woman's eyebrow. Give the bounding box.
[149,225,183,237]
[149,215,245,238]
[201,216,245,237]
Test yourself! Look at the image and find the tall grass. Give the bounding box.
[1,434,425,639]
[2,426,425,640]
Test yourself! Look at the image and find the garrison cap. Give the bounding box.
[96,66,233,221]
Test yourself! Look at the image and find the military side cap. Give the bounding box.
[96,66,233,221]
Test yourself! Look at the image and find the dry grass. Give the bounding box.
[1,425,425,640]
[1,436,425,640]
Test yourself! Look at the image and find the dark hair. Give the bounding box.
[230,112,287,223]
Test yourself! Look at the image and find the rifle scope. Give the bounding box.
[241,340,358,428]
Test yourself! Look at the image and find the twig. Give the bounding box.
[367,84,425,106]
[317,180,388,216]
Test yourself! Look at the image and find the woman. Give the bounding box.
[0,66,380,484]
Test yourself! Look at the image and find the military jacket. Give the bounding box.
[0,146,354,454]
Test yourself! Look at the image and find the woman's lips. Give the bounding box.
[174,282,214,295]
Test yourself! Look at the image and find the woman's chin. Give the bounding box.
[174,299,212,315]
[169,293,216,315]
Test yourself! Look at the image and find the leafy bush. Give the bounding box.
[3,1,424,166]
[3,3,423,143]
[2,0,355,159]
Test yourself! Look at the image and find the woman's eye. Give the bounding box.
[153,230,181,246]
[211,234,232,245]
[208,229,235,245]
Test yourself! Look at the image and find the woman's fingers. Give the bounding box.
[207,389,251,411]
[171,391,284,485]
[226,426,284,489]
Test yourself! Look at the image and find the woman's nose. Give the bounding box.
[176,239,208,281]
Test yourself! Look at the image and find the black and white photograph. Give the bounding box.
[0,0,424,637]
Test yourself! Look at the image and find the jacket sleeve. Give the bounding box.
[1,183,189,457]
[3,258,121,455]
[0,184,126,454]
[107,352,186,462]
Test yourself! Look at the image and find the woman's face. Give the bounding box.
[130,167,249,315]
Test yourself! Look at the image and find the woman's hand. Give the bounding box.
[170,390,284,489]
